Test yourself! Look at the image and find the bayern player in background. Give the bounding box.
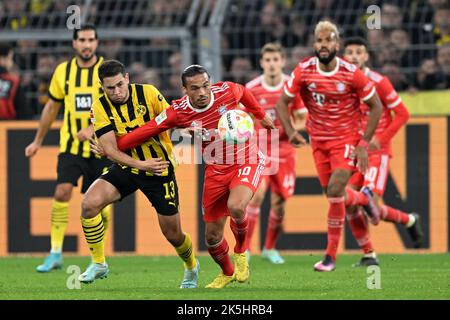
[277,21,383,272]
[113,65,275,288]
[243,43,307,264]
[343,37,423,266]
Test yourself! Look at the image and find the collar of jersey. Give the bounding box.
[261,74,286,92]
[74,55,101,69]
[316,57,340,77]
[186,91,215,112]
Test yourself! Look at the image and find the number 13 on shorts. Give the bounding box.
[163,180,176,200]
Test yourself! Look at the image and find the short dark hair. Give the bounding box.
[181,64,210,86]
[0,42,12,57]
[343,37,368,50]
[98,59,125,82]
[73,23,98,40]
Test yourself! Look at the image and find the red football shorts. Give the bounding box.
[261,152,297,200]
[202,159,266,222]
[310,137,359,187]
[348,152,390,196]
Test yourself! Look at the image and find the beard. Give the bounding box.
[315,49,337,65]
[76,50,95,62]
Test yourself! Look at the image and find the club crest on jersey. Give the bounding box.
[136,104,147,116]
[336,82,346,92]
[259,98,267,105]
[218,105,228,115]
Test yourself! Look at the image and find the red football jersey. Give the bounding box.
[245,74,306,154]
[116,81,266,167]
[361,68,409,156]
[284,56,376,141]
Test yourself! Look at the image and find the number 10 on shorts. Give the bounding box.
[238,166,251,177]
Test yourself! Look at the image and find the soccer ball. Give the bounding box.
[218,109,254,143]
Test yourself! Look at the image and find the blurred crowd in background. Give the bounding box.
[0,0,449,119]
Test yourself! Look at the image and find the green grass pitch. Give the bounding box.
[0,254,449,300]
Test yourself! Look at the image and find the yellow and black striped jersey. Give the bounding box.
[91,83,177,176]
[48,56,104,158]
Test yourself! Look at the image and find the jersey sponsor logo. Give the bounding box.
[136,104,147,116]
[75,93,93,112]
[155,109,167,125]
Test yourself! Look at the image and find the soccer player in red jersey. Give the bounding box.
[113,65,275,288]
[343,37,423,266]
[243,43,307,264]
[277,21,383,272]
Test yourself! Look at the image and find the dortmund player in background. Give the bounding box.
[82,60,199,288]
[25,24,111,272]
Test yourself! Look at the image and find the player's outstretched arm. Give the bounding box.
[25,98,61,157]
[116,107,178,152]
[99,131,169,175]
[276,92,306,147]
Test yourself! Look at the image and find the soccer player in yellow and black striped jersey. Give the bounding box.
[25,24,112,273]
[78,59,199,287]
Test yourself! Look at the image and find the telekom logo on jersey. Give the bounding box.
[170,125,281,175]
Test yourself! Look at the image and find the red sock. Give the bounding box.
[380,205,410,225]
[245,204,260,251]
[207,238,234,276]
[346,208,374,254]
[230,214,249,254]
[264,210,283,249]
[325,197,345,261]
[345,187,368,206]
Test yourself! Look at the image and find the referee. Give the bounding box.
[25,24,111,273]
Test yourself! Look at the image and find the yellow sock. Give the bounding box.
[175,233,197,269]
[81,214,105,264]
[50,200,69,253]
[100,205,111,241]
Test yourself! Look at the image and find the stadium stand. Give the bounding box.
[0,0,449,118]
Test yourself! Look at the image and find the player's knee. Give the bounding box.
[81,195,103,218]
[326,184,345,198]
[161,225,183,246]
[271,197,285,215]
[54,185,72,202]
[227,199,246,216]
[205,231,223,246]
